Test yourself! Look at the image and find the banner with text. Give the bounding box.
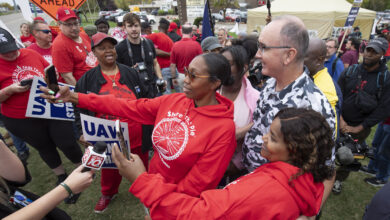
[344,0,363,27]
[26,76,75,121]
[80,114,131,169]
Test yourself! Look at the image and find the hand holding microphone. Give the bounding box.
[81,141,107,172]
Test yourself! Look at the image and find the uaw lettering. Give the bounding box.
[81,114,130,169]
[25,76,75,121]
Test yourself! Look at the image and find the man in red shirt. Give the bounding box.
[142,19,176,94]
[28,20,53,64]
[170,25,202,92]
[52,7,97,85]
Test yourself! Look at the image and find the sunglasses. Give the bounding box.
[37,29,52,34]
[183,67,211,81]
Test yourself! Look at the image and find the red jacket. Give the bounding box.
[130,161,324,220]
[78,92,236,196]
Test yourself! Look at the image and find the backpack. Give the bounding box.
[345,64,388,100]
[346,64,388,114]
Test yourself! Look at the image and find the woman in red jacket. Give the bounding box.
[40,53,237,197]
[111,107,334,220]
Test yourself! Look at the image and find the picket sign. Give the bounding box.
[26,76,75,121]
[80,114,131,169]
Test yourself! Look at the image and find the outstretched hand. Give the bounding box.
[39,86,77,104]
[111,143,146,183]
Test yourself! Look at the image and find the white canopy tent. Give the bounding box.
[247,0,376,39]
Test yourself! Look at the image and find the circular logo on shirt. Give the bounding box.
[85,52,97,67]
[152,117,189,168]
[12,65,44,83]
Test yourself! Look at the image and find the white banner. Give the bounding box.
[80,114,131,169]
[25,76,75,121]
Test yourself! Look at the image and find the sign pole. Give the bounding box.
[336,0,362,57]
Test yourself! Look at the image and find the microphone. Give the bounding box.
[336,146,354,165]
[81,141,107,172]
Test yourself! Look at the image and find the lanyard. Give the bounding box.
[126,38,146,66]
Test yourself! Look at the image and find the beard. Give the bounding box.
[363,58,379,67]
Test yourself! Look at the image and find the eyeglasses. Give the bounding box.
[257,42,291,54]
[184,67,211,81]
[37,29,52,34]
[60,22,80,28]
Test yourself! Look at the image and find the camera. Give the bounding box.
[156,78,166,93]
[247,61,269,89]
[335,132,369,171]
[135,62,150,82]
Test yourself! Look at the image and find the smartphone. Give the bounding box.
[45,65,59,95]
[115,120,130,159]
[19,78,33,86]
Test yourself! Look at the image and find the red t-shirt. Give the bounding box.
[52,32,97,82]
[147,33,173,69]
[385,42,390,57]
[96,72,142,148]
[20,34,35,45]
[170,38,202,73]
[0,49,49,118]
[27,43,52,65]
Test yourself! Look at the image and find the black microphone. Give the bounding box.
[81,141,107,172]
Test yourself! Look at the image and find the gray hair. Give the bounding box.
[275,15,309,62]
[326,38,339,48]
[182,25,192,34]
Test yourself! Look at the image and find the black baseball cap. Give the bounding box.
[0,28,18,54]
[366,37,388,54]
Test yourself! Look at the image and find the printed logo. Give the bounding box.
[12,65,44,83]
[0,34,7,43]
[152,111,196,168]
[64,9,70,15]
[85,52,97,67]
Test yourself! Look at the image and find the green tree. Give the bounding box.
[211,0,239,18]
[0,3,14,10]
[346,0,389,11]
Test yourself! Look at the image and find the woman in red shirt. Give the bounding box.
[74,32,149,213]
[41,53,237,199]
[19,23,35,47]
[112,107,334,220]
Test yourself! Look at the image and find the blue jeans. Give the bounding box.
[9,131,29,153]
[161,67,181,94]
[368,123,390,182]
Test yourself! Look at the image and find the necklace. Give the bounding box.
[109,72,118,87]
[103,66,119,87]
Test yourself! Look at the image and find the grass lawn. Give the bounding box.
[2,125,380,220]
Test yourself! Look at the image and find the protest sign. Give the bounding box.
[344,0,363,27]
[26,76,75,121]
[29,0,86,20]
[80,114,131,169]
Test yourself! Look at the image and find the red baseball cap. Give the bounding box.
[91,32,117,48]
[382,29,389,34]
[56,7,77,22]
[34,16,45,22]
[168,22,178,32]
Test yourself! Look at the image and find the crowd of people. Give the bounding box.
[0,5,389,219]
